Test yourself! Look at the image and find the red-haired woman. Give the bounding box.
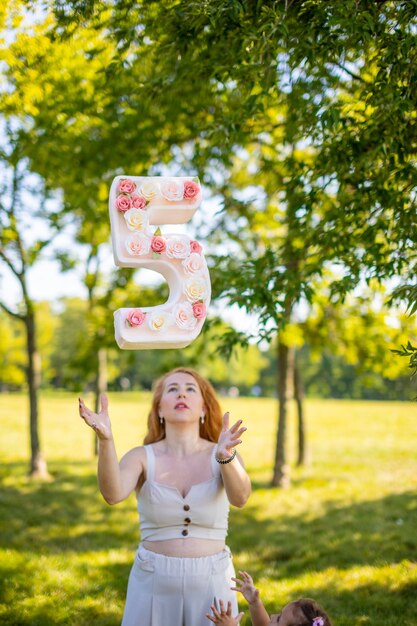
[78,367,251,626]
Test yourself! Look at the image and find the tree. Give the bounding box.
[7,1,417,485]
[0,136,56,477]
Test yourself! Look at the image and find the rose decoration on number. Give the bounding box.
[192,302,206,320]
[174,301,198,330]
[182,252,205,275]
[190,240,203,254]
[115,177,201,215]
[165,235,191,259]
[183,180,200,201]
[131,195,147,209]
[140,180,159,201]
[151,235,166,254]
[160,179,184,202]
[116,195,132,212]
[126,309,146,327]
[124,207,150,232]
[147,310,175,332]
[118,178,136,194]
[115,177,208,340]
[126,233,152,256]
[184,276,209,303]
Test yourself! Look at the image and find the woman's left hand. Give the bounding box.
[217,412,247,460]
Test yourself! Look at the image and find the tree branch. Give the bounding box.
[333,61,368,84]
[0,300,25,321]
[0,248,23,283]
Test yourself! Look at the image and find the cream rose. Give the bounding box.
[174,301,198,330]
[147,310,175,332]
[126,233,152,256]
[184,276,209,303]
[160,179,184,202]
[182,252,205,275]
[118,178,136,194]
[140,180,159,201]
[124,207,149,231]
[165,235,191,259]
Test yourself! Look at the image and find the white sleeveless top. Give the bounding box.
[137,444,230,541]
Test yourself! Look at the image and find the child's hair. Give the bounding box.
[293,598,333,626]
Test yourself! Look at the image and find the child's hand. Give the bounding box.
[231,571,260,605]
[206,599,244,625]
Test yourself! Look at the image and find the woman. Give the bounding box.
[78,367,251,626]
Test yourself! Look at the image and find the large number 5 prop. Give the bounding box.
[109,175,211,349]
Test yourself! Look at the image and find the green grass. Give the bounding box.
[1,392,417,625]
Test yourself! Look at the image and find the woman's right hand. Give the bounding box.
[78,393,113,440]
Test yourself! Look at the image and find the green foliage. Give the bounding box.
[392,341,417,378]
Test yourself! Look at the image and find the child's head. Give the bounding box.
[269,598,333,626]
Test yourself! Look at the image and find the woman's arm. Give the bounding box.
[216,413,251,508]
[79,394,144,504]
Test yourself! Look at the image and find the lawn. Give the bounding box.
[0,392,416,625]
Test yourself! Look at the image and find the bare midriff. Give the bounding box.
[143,538,225,557]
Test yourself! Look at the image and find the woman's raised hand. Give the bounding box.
[78,393,113,440]
[216,412,247,460]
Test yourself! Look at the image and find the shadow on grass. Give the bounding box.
[228,489,417,577]
[1,461,417,624]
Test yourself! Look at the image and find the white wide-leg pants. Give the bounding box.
[121,544,238,626]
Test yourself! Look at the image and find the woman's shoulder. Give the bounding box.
[122,445,147,464]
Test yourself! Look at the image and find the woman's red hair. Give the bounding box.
[143,367,223,444]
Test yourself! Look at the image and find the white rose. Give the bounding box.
[125,233,151,256]
[184,276,209,303]
[160,179,184,201]
[182,252,205,275]
[124,207,149,231]
[147,310,175,332]
[165,235,191,259]
[173,301,198,330]
[140,180,159,201]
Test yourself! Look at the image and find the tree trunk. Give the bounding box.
[93,347,108,455]
[26,311,49,479]
[271,340,294,487]
[294,359,308,466]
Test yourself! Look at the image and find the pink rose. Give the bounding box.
[116,194,132,212]
[131,195,147,209]
[192,302,206,319]
[118,178,136,194]
[151,235,166,254]
[184,180,200,200]
[190,240,203,254]
[127,309,146,326]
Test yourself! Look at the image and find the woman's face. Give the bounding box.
[269,602,304,626]
[158,372,205,424]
